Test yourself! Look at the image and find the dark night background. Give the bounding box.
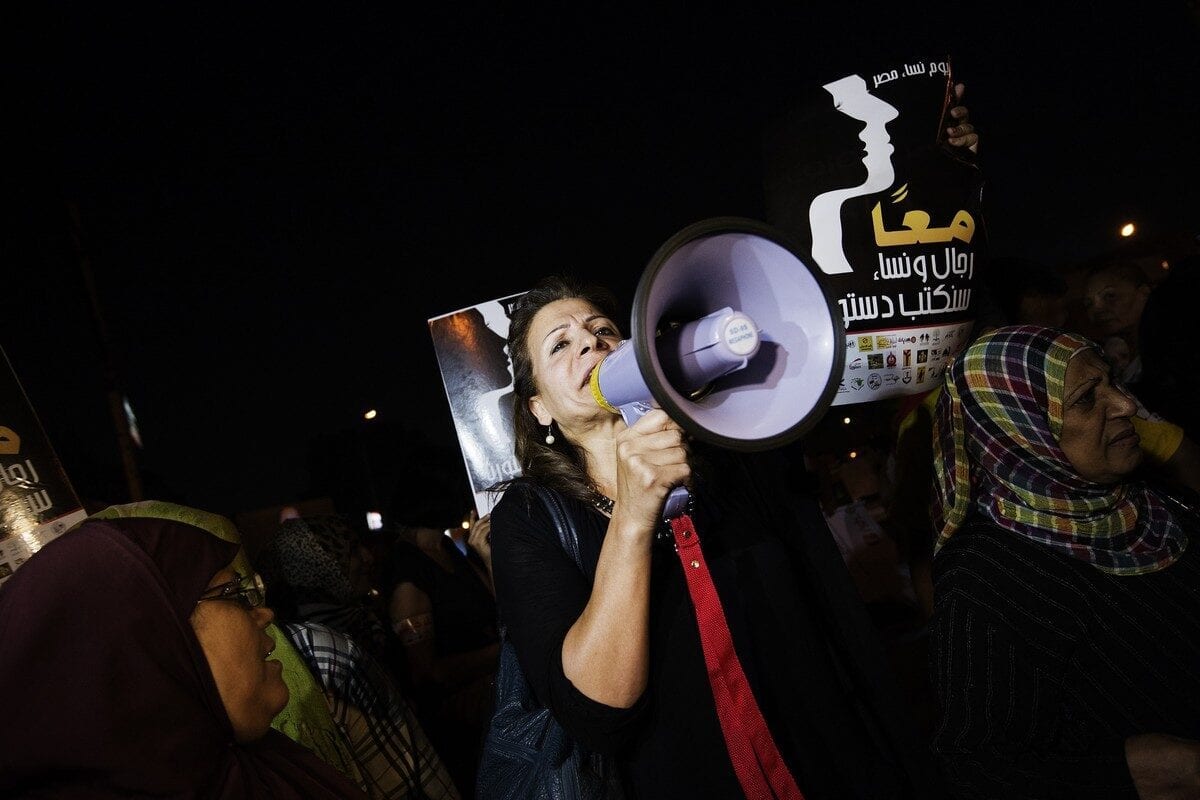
[5,3,1200,529]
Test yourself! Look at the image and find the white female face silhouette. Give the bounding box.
[829,75,899,164]
[808,74,900,276]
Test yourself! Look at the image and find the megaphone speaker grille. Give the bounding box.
[632,217,844,451]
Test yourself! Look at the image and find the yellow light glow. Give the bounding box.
[363,409,378,420]
[848,451,858,459]
[1120,222,1136,237]
[842,417,851,424]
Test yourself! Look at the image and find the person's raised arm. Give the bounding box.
[560,409,690,708]
[946,82,979,154]
[465,510,495,593]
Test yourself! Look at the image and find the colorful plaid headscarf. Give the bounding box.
[932,325,1187,575]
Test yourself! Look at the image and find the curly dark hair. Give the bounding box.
[492,274,622,505]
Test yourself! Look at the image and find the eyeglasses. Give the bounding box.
[196,572,267,610]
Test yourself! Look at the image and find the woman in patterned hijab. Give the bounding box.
[927,325,1200,799]
[256,514,391,663]
[257,514,461,798]
[932,324,1187,573]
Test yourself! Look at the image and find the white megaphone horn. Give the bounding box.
[589,217,845,519]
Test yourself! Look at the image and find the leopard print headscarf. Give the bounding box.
[257,514,390,658]
[260,515,358,604]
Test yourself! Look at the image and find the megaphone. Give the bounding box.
[590,217,845,517]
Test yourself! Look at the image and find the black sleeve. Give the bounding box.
[488,484,646,754]
[930,564,1136,799]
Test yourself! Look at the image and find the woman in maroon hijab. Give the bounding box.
[0,513,366,798]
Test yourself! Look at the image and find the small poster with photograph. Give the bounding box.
[429,292,526,516]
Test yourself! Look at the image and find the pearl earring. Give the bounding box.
[544,423,556,445]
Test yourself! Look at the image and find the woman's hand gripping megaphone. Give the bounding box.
[589,307,762,519]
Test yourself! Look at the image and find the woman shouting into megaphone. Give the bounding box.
[476,273,949,800]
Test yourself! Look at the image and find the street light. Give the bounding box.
[1120,222,1136,238]
[357,410,380,524]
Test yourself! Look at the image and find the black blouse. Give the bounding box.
[930,518,1200,799]
[490,446,944,799]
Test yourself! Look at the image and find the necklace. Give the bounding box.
[592,490,689,547]
[591,492,615,515]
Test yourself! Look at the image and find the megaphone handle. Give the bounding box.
[618,401,691,521]
[663,486,690,519]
